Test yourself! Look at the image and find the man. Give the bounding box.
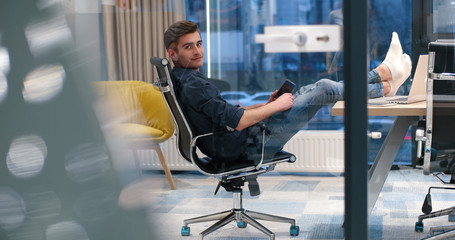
[164,20,411,163]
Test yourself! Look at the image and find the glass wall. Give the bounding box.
[186,0,413,165]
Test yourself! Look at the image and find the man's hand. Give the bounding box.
[273,93,294,111]
[267,90,278,103]
[235,92,294,131]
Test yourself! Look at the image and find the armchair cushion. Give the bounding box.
[112,123,166,143]
[92,81,174,142]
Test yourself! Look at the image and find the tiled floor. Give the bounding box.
[118,167,455,239]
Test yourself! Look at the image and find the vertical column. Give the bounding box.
[343,0,369,239]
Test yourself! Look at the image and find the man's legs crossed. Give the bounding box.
[252,32,411,157]
[259,78,343,156]
[259,69,385,157]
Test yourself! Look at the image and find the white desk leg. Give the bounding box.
[367,116,414,215]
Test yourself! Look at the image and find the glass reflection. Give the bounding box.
[22,64,66,103]
[73,188,118,222]
[0,187,26,231]
[36,0,63,11]
[0,73,7,102]
[64,143,111,183]
[0,45,9,102]
[45,221,89,240]
[24,15,72,57]
[0,47,10,75]
[7,135,47,178]
[23,189,61,220]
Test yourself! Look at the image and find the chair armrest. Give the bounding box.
[190,132,213,161]
[255,123,268,170]
[189,130,229,173]
[190,126,268,171]
[191,132,215,149]
[190,128,233,152]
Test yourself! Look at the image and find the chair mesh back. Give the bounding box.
[150,57,194,163]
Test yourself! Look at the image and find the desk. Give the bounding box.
[332,101,426,215]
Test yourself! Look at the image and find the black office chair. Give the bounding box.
[414,40,455,239]
[150,57,300,240]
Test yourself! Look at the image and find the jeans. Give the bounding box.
[249,69,384,159]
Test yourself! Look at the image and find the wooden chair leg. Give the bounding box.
[152,144,176,190]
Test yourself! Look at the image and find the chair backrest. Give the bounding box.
[424,41,455,175]
[149,57,194,163]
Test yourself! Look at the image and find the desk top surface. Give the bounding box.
[332,101,426,116]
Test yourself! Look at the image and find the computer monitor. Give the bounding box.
[412,0,455,66]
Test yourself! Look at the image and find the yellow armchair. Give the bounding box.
[92,80,176,189]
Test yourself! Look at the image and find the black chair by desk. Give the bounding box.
[414,40,455,238]
[150,57,299,240]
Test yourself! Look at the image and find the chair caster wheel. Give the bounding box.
[181,226,190,236]
[237,221,247,228]
[290,225,300,236]
[415,222,424,232]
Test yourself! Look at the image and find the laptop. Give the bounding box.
[368,54,428,105]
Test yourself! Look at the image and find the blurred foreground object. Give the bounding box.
[0,1,154,239]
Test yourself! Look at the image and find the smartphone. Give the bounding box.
[275,79,296,98]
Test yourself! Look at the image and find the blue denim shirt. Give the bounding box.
[172,67,248,161]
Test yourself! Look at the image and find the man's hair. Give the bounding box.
[164,20,200,50]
